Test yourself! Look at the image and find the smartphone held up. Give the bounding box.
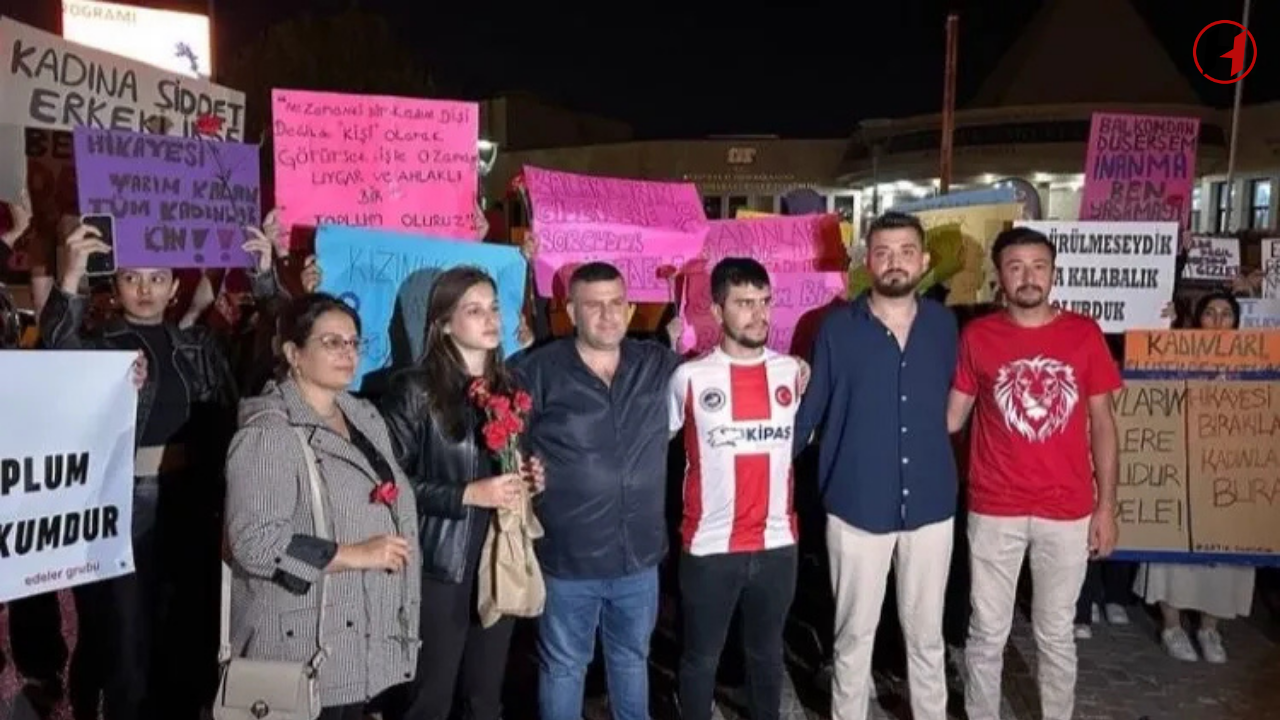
[81,214,116,276]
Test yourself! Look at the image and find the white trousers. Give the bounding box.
[964,513,1090,720]
[826,515,954,720]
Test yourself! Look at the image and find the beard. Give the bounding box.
[725,323,769,349]
[872,270,923,298]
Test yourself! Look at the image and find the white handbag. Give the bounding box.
[213,426,330,720]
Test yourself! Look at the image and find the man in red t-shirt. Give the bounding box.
[947,227,1122,720]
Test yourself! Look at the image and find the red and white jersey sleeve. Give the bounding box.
[668,348,801,557]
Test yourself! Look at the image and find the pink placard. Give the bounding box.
[272,89,478,242]
[679,271,846,357]
[1080,113,1199,229]
[699,214,847,273]
[524,166,709,301]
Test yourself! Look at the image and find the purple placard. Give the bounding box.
[73,128,261,268]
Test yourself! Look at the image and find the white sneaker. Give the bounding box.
[1162,627,1199,662]
[1074,623,1093,640]
[1198,628,1228,664]
[1105,603,1130,625]
[1091,603,1102,624]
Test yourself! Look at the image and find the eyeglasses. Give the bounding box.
[312,334,367,354]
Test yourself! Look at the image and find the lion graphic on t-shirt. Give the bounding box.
[993,356,1080,443]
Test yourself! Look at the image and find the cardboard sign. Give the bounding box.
[1125,330,1280,375]
[1183,236,1241,281]
[0,17,244,140]
[913,202,1023,305]
[1080,113,1199,229]
[524,166,709,301]
[1185,380,1280,554]
[73,128,260,268]
[1016,220,1179,333]
[1113,381,1190,551]
[271,89,479,241]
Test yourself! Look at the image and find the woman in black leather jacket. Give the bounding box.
[380,266,533,720]
[41,222,278,720]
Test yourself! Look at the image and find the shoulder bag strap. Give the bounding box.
[215,414,332,669]
[293,426,332,671]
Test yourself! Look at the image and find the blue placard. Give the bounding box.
[889,186,1017,214]
[316,226,528,392]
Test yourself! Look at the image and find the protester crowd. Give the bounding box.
[0,196,1272,720]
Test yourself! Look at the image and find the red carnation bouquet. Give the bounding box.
[468,378,534,473]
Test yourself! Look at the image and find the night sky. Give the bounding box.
[7,0,1277,138]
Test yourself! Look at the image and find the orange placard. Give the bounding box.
[1125,330,1280,373]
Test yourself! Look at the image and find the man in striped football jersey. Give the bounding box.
[668,258,801,720]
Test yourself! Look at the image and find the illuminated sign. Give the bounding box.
[61,0,211,78]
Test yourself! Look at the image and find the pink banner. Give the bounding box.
[525,166,709,301]
[1080,113,1199,229]
[679,271,846,356]
[698,214,847,274]
[272,89,478,242]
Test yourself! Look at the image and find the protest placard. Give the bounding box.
[1113,381,1190,552]
[734,208,854,247]
[0,17,244,141]
[678,271,845,357]
[1015,220,1178,332]
[1240,299,1280,330]
[74,128,260,268]
[1080,113,1198,228]
[698,215,846,273]
[1264,239,1280,300]
[0,350,137,602]
[1183,236,1241,281]
[272,89,479,241]
[524,166,709,302]
[1185,380,1280,554]
[0,124,24,204]
[315,226,527,390]
[1124,330,1280,376]
[913,202,1023,305]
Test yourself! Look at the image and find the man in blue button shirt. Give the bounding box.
[794,211,959,720]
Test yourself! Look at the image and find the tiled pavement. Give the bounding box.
[5,592,1280,720]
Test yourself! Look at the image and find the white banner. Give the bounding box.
[0,17,244,141]
[1015,220,1178,333]
[0,350,137,602]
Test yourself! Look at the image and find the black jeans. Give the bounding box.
[72,480,220,720]
[1074,560,1136,624]
[392,528,515,720]
[4,591,67,683]
[678,546,797,720]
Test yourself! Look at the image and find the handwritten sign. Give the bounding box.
[1183,236,1241,281]
[1263,239,1280,300]
[1016,221,1177,332]
[1185,380,1280,554]
[1113,381,1190,551]
[734,208,854,247]
[73,128,260,268]
[1080,113,1199,228]
[679,271,845,356]
[699,215,845,272]
[0,17,244,140]
[315,226,527,391]
[524,166,709,302]
[1240,299,1280,330]
[272,89,478,241]
[1125,330,1280,375]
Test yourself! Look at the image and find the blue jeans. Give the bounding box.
[537,567,659,720]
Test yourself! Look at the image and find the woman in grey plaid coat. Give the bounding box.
[224,294,422,720]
